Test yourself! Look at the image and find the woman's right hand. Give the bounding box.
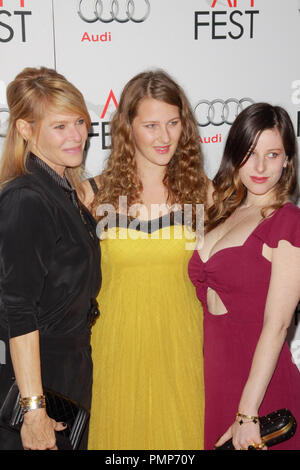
[21,408,67,450]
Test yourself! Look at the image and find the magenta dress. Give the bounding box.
[188,202,300,450]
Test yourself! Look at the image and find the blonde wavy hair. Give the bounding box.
[206,102,298,232]
[0,66,91,190]
[91,70,209,229]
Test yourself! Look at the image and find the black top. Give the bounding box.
[0,154,101,412]
[0,154,101,340]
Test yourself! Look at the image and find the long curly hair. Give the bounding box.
[91,70,209,229]
[0,66,91,190]
[206,102,298,232]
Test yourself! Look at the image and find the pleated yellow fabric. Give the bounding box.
[88,224,204,450]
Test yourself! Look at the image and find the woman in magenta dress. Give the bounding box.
[188,102,300,450]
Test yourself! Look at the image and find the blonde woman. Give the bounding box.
[0,67,101,450]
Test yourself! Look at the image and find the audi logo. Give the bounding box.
[194,98,254,127]
[78,0,150,23]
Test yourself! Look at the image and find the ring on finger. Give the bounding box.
[255,442,265,450]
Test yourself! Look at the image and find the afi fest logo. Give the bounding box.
[88,89,118,149]
[195,0,259,40]
[0,0,24,5]
[0,0,31,42]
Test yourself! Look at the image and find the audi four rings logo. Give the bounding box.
[78,0,150,23]
[194,98,254,127]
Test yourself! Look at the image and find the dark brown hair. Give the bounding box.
[206,102,298,231]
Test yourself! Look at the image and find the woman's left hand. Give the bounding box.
[214,420,267,450]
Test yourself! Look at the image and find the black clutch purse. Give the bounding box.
[0,382,89,450]
[214,409,297,450]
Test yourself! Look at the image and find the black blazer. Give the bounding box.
[0,154,101,410]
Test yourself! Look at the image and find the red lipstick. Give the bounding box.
[250,176,269,184]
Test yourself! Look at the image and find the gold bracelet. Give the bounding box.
[236,412,259,425]
[19,395,46,414]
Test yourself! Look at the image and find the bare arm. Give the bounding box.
[238,241,300,414]
[216,240,300,449]
[77,179,95,208]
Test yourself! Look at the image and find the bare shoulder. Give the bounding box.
[79,174,103,207]
[93,174,102,187]
[77,179,94,207]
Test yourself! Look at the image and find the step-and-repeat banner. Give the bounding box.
[0,0,300,363]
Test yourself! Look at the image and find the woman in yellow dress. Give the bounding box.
[82,70,212,450]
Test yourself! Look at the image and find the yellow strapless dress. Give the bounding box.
[88,217,204,450]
